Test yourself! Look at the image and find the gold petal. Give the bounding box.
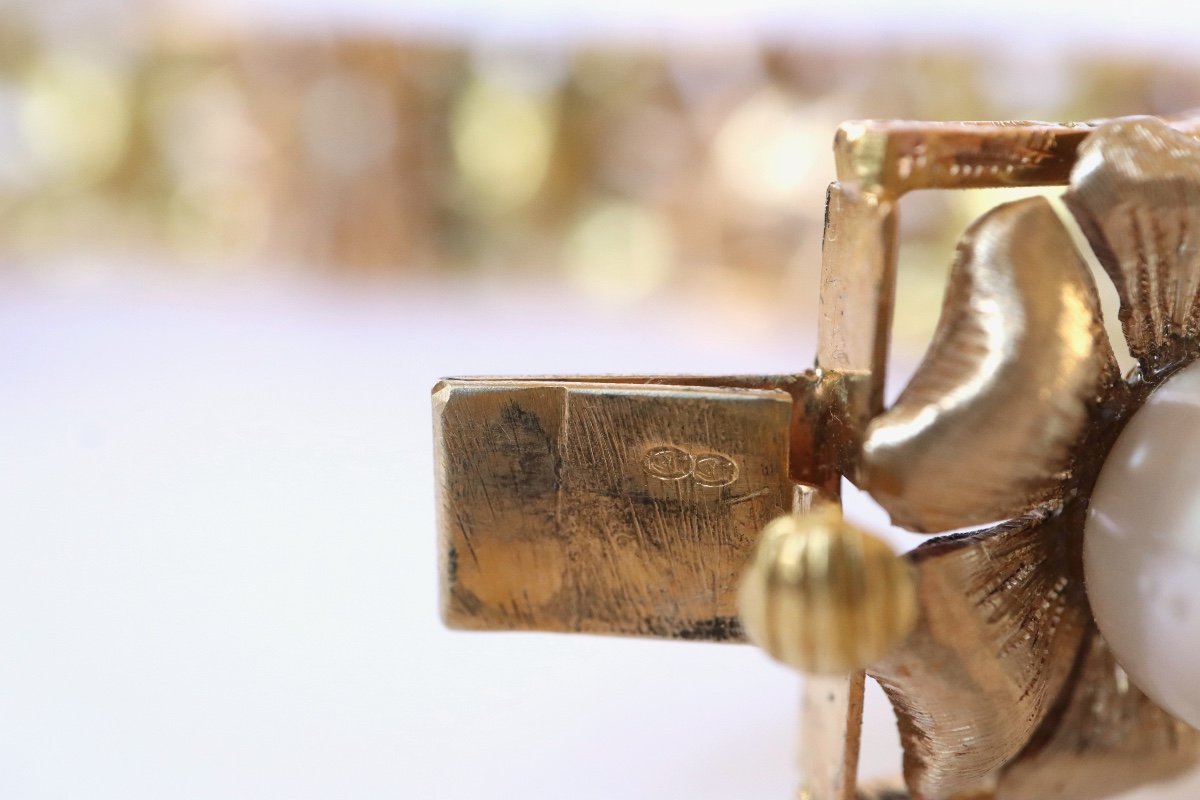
[868,510,1090,800]
[862,196,1116,532]
[1067,116,1200,375]
[998,632,1200,800]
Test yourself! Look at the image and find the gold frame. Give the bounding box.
[433,114,1200,800]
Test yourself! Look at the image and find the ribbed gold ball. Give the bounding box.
[738,508,917,674]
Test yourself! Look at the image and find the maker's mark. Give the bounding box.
[641,445,739,488]
[642,446,694,481]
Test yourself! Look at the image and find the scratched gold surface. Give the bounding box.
[445,371,839,493]
[432,112,1200,800]
[434,379,795,640]
[868,510,1091,800]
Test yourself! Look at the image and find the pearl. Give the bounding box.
[1086,359,1200,729]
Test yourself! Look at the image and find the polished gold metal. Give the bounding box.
[820,112,1200,474]
[861,197,1118,532]
[819,117,1186,477]
[433,112,1200,800]
[834,119,1099,196]
[738,505,916,674]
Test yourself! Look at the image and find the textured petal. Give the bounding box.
[862,196,1117,532]
[998,632,1200,800]
[868,510,1090,800]
[1068,116,1200,375]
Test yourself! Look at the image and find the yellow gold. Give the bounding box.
[868,510,1090,799]
[1067,116,1200,374]
[861,196,1118,532]
[738,507,916,675]
[433,111,1200,800]
[818,183,897,466]
[862,115,1200,799]
[996,633,1200,800]
[834,119,1098,196]
[434,375,814,640]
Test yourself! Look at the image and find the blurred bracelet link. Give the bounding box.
[4,9,1200,316]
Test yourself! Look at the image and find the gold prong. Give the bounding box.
[738,506,916,675]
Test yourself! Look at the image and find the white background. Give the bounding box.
[3,272,1199,799]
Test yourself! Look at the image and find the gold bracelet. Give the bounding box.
[432,112,1200,800]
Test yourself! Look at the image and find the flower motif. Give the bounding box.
[859,117,1200,799]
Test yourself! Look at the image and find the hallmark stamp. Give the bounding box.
[642,446,695,481]
[642,446,738,488]
[693,453,739,487]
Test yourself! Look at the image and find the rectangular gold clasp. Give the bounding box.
[433,376,820,641]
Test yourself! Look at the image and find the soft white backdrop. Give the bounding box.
[3,272,1199,799]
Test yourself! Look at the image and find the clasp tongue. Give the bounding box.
[432,375,818,641]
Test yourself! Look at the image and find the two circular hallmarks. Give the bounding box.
[642,445,739,487]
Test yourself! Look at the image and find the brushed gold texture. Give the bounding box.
[1067,116,1200,376]
[997,631,1200,800]
[835,119,1099,197]
[443,371,841,494]
[852,115,1200,800]
[861,196,1117,533]
[432,112,1200,800]
[868,509,1090,800]
[739,507,916,674]
[433,378,795,640]
[818,183,898,469]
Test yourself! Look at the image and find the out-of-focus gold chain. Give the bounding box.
[1,13,1194,323]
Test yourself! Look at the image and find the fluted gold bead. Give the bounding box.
[738,507,916,674]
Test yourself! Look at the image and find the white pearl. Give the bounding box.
[1086,360,1200,729]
